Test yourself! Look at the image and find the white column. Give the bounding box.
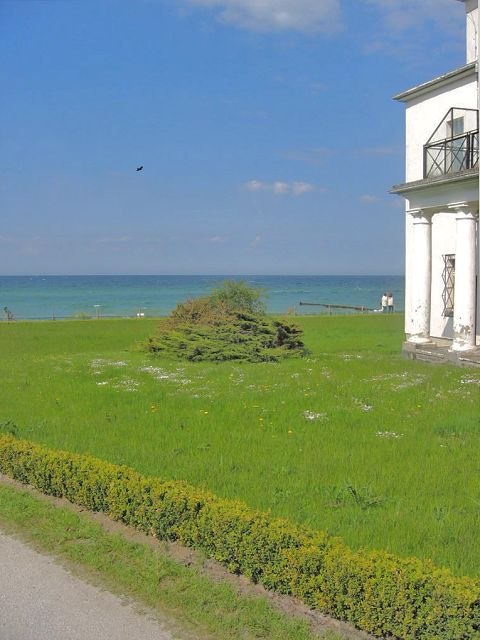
[478,204,480,347]
[450,203,478,351]
[407,209,432,344]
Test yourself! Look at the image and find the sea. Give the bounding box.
[0,275,405,320]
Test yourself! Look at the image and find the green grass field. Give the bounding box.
[1,315,479,577]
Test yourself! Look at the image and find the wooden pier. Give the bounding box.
[299,301,376,315]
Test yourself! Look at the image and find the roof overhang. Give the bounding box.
[393,63,477,103]
[390,169,479,211]
[391,168,478,195]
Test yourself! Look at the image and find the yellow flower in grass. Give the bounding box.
[150,404,157,413]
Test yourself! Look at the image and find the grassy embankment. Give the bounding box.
[0,315,479,577]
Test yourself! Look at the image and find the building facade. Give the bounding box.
[392,0,480,365]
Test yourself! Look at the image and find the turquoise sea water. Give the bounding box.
[0,275,405,320]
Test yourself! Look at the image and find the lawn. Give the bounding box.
[0,315,479,577]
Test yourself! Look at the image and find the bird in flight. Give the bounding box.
[136,166,143,171]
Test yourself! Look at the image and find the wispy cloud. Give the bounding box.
[365,0,462,34]
[359,146,398,157]
[282,147,333,166]
[245,180,318,196]
[249,234,262,248]
[308,81,328,94]
[360,194,380,204]
[96,236,131,244]
[21,236,43,257]
[185,0,342,33]
[239,108,270,119]
[208,235,228,244]
[181,0,464,62]
[292,182,316,196]
[362,0,464,57]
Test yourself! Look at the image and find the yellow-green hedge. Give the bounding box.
[0,434,478,639]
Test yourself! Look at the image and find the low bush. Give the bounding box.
[146,281,305,362]
[0,433,478,640]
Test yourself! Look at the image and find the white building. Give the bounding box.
[392,0,480,366]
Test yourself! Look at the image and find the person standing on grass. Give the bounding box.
[387,293,394,313]
[381,293,388,313]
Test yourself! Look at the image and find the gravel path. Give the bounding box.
[0,531,179,640]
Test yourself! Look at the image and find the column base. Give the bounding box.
[450,342,477,352]
[407,335,433,344]
[403,341,480,368]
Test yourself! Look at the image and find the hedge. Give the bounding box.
[0,434,478,639]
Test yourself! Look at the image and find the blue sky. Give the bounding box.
[0,0,467,275]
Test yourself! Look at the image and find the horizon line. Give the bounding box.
[0,273,406,278]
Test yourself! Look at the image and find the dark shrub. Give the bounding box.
[146,281,305,362]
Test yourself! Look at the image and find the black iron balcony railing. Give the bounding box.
[424,130,478,178]
[423,107,479,179]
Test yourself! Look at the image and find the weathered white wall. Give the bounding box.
[405,74,477,182]
[465,0,479,63]
[402,68,478,340]
[404,207,413,336]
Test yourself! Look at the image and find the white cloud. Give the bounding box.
[208,235,228,243]
[273,181,290,194]
[186,0,342,33]
[360,194,380,204]
[292,181,315,196]
[245,180,265,192]
[362,0,464,56]
[365,0,462,34]
[249,234,262,248]
[244,179,317,196]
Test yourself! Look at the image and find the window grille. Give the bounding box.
[442,254,455,317]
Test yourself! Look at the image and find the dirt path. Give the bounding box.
[0,531,179,640]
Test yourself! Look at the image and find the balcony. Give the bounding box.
[424,108,478,179]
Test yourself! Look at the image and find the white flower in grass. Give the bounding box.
[303,410,327,421]
[376,431,404,439]
[91,358,128,370]
[112,378,139,392]
[460,376,480,385]
[352,397,373,412]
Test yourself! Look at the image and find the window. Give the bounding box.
[442,254,455,317]
[447,116,464,137]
